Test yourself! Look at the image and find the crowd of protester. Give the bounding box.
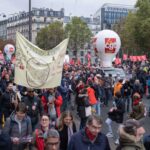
[0,60,150,150]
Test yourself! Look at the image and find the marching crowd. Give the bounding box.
[0,60,150,150]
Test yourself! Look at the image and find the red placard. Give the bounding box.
[105,38,116,53]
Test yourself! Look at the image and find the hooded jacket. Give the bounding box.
[116,126,145,150]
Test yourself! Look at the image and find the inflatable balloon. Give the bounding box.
[94,30,121,67]
[4,44,15,60]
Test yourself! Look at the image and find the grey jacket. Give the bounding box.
[2,112,32,150]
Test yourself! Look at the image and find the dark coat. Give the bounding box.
[59,123,76,150]
[76,93,89,119]
[108,98,125,123]
[0,132,12,150]
[121,82,131,97]
[1,91,16,118]
[68,129,111,150]
[22,95,44,125]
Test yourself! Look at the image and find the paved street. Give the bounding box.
[74,95,150,150]
[101,96,150,150]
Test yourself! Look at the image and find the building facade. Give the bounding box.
[63,16,99,64]
[0,9,98,63]
[0,19,7,40]
[94,3,135,30]
[5,8,64,44]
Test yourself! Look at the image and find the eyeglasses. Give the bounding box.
[42,118,49,121]
[46,142,60,146]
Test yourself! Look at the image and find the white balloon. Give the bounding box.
[94,30,121,67]
[4,44,15,57]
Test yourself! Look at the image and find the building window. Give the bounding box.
[50,11,54,16]
[81,58,84,63]
[80,51,84,56]
[73,51,77,56]
[44,10,47,16]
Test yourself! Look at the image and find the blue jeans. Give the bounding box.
[92,102,101,116]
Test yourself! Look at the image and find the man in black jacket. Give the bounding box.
[22,88,43,131]
[68,115,110,150]
[1,82,17,120]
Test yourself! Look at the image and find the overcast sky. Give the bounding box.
[0,0,137,19]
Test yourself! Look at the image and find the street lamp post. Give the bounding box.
[29,0,32,41]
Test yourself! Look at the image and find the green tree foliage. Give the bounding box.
[113,0,150,55]
[65,17,92,57]
[36,21,65,50]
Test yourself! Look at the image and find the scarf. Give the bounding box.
[85,127,97,141]
[133,98,140,106]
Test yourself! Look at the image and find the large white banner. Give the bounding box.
[15,32,69,89]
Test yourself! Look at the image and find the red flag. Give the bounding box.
[92,37,98,53]
[115,58,121,65]
[123,54,128,60]
[69,59,75,65]
[87,61,91,67]
[77,58,81,65]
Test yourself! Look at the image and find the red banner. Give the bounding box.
[129,55,147,61]
[123,54,128,60]
[136,56,142,61]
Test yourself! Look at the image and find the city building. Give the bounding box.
[0,19,7,40]
[94,3,135,30]
[0,9,98,63]
[3,7,64,44]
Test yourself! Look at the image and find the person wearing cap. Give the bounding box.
[116,119,145,150]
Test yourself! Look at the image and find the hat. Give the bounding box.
[124,119,141,129]
[124,119,141,135]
